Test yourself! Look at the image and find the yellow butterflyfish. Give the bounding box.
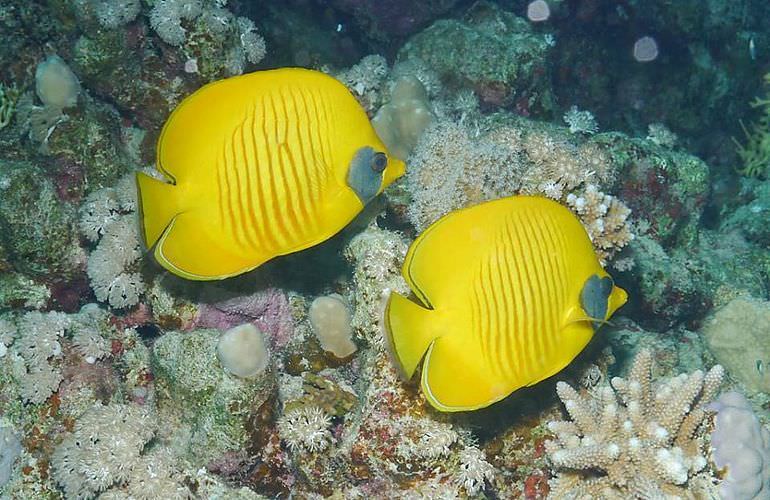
[384,196,627,412]
[136,68,405,280]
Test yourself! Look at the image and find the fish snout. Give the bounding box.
[608,285,628,317]
[383,157,406,188]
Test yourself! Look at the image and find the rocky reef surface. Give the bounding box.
[1,0,769,498]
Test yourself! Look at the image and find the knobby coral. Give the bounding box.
[545,349,724,498]
[566,184,634,265]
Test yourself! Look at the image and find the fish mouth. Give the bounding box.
[383,158,406,187]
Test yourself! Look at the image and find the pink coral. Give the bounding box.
[193,288,294,349]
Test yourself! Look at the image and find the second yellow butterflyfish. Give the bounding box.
[136,68,405,280]
[384,196,627,412]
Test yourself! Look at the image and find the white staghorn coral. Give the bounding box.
[545,349,724,499]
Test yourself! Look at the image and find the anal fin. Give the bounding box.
[154,212,264,281]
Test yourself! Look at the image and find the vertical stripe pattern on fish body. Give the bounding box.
[213,87,334,256]
[384,196,628,412]
[135,68,406,280]
[471,207,570,383]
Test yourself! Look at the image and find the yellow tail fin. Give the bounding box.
[135,172,181,248]
[384,292,439,379]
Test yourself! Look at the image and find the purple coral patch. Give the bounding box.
[194,288,294,349]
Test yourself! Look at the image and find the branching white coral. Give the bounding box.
[277,405,332,453]
[336,54,389,99]
[149,0,199,45]
[457,445,495,497]
[395,416,458,460]
[0,316,16,358]
[564,105,599,135]
[545,349,724,499]
[236,17,266,64]
[344,224,409,346]
[10,311,70,403]
[70,304,113,364]
[519,131,613,200]
[646,123,678,148]
[116,449,192,499]
[51,403,157,499]
[149,0,265,74]
[86,217,144,308]
[406,119,524,232]
[82,175,145,309]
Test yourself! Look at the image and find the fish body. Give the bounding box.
[137,68,404,280]
[385,196,627,412]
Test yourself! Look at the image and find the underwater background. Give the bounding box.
[1,0,770,498]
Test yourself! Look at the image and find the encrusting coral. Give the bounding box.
[545,349,724,499]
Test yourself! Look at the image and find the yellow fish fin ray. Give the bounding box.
[421,339,512,412]
[384,292,441,379]
[154,211,266,281]
[136,171,183,249]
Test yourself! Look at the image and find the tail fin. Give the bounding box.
[384,292,439,379]
[135,172,181,248]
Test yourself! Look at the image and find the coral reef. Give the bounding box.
[546,349,724,498]
[152,328,275,464]
[399,1,555,113]
[81,174,145,309]
[733,73,770,178]
[563,105,599,135]
[0,161,82,280]
[51,403,157,498]
[405,115,632,263]
[710,391,770,500]
[0,83,19,129]
[1,1,770,498]
[148,0,266,79]
[702,297,770,394]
